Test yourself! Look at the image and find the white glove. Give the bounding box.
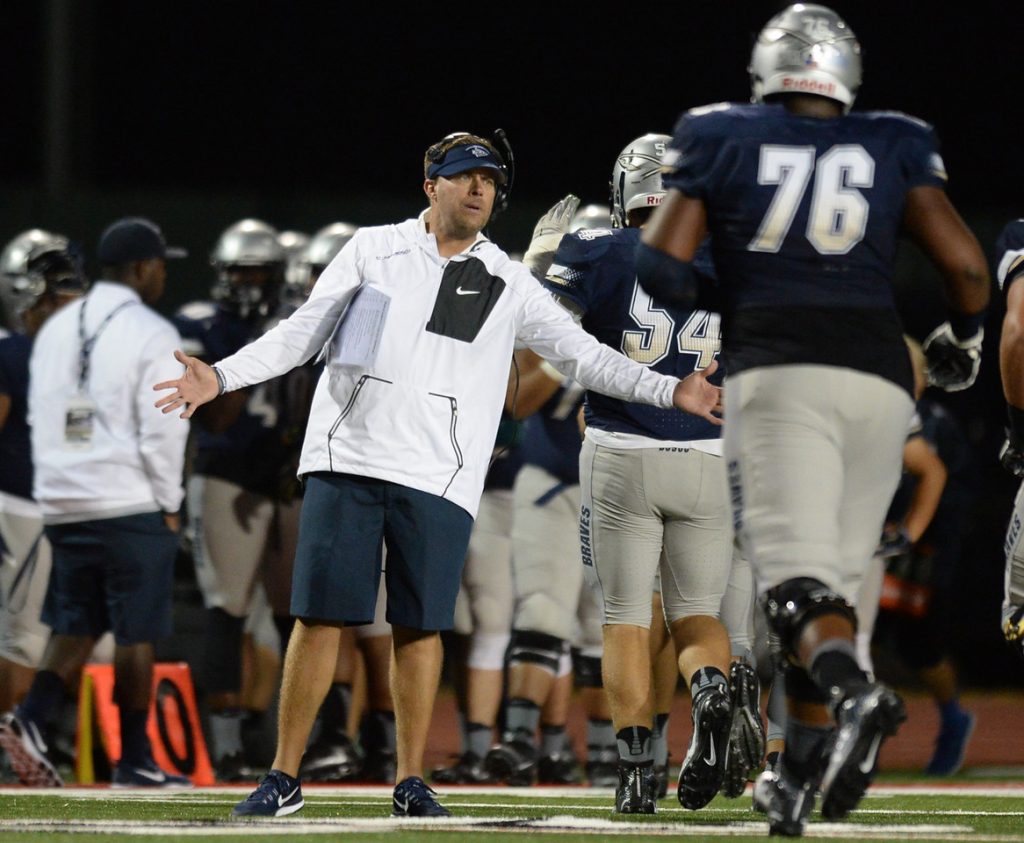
[922,321,983,392]
[521,194,580,276]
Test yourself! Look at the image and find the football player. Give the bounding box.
[641,4,989,835]
[995,220,1024,661]
[174,218,294,780]
[541,135,738,813]
[0,231,87,714]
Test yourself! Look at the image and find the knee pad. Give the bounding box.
[573,653,603,689]
[507,629,567,676]
[467,631,510,671]
[762,577,858,662]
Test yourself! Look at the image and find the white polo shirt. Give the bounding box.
[29,281,188,523]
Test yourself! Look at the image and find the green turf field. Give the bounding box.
[2,783,1024,842]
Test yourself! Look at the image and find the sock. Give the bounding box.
[808,640,868,699]
[16,670,65,729]
[273,615,294,656]
[938,698,963,726]
[209,709,244,762]
[781,718,832,782]
[465,721,492,759]
[505,698,540,743]
[587,718,615,762]
[766,670,788,742]
[652,713,670,768]
[615,725,653,766]
[321,682,353,737]
[540,724,566,757]
[119,708,150,767]
[689,666,728,698]
[765,750,781,774]
[369,709,396,753]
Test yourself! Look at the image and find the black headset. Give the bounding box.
[425,129,515,219]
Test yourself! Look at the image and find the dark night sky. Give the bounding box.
[3,1,1023,213]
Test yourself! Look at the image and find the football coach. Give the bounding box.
[154,132,722,818]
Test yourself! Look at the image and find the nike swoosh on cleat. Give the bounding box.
[132,767,168,783]
[858,734,884,774]
[703,741,717,767]
[278,786,299,807]
[455,287,481,295]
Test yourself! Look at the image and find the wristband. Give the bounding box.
[212,365,227,396]
[1009,405,1024,444]
[949,310,986,341]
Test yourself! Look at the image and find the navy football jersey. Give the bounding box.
[0,333,33,499]
[545,227,721,442]
[996,219,1024,297]
[519,382,586,485]
[174,301,301,498]
[663,102,947,393]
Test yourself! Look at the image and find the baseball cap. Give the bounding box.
[96,217,187,264]
[427,143,507,184]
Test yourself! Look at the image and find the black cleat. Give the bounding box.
[723,660,766,798]
[537,750,580,784]
[653,763,669,800]
[0,712,62,787]
[484,735,537,786]
[615,762,657,814]
[299,734,362,783]
[677,684,732,810]
[819,683,906,820]
[753,768,816,837]
[586,746,619,787]
[360,747,397,784]
[430,751,496,785]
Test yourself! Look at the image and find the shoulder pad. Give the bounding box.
[685,101,736,119]
[861,110,933,132]
[551,230,615,269]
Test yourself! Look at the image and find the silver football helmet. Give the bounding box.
[0,229,86,332]
[569,204,612,232]
[749,4,862,112]
[281,222,358,308]
[610,134,670,228]
[210,219,286,318]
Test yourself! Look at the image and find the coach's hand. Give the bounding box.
[672,359,722,425]
[153,350,220,419]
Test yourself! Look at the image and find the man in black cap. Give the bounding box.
[155,134,723,818]
[0,217,192,787]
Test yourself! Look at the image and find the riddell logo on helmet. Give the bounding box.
[782,77,836,95]
[646,196,663,206]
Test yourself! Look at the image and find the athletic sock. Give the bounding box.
[321,682,353,738]
[615,725,653,766]
[273,615,293,657]
[505,698,540,744]
[587,718,615,763]
[938,697,964,726]
[466,721,492,759]
[652,713,671,768]
[540,724,567,757]
[369,709,396,753]
[119,708,150,767]
[689,666,729,698]
[209,709,244,762]
[781,718,832,783]
[16,670,65,729]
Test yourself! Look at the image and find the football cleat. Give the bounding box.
[113,756,192,788]
[430,751,496,785]
[484,735,538,786]
[678,684,733,810]
[653,762,669,800]
[537,749,580,784]
[723,660,766,798]
[753,767,816,837]
[299,733,362,782]
[215,751,263,784]
[392,775,451,817]
[359,746,397,784]
[615,762,657,814]
[0,711,62,787]
[819,683,906,820]
[924,708,975,777]
[231,769,304,818]
[585,745,619,787]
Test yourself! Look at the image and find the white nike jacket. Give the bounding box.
[214,216,679,517]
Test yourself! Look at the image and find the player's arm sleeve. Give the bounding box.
[136,324,191,513]
[513,270,677,409]
[543,232,609,316]
[214,234,364,391]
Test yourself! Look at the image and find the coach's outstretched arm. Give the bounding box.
[153,349,220,419]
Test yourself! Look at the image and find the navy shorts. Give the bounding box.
[42,512,177,645]
[291,473,474,631]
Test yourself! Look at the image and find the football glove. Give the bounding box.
[522,194,580,277]
[1003,604,1024,661]
[876,524,912,558]
[1000,435,1024,479]
[922,322,983,392]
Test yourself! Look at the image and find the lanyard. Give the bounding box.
[77,298,136,391]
